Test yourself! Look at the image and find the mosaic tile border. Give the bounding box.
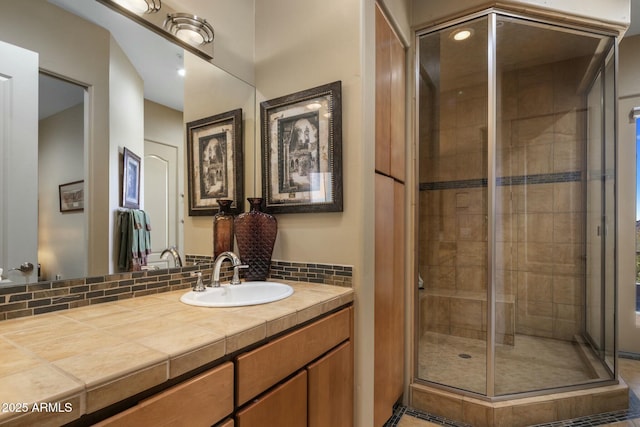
[384,404,473,427]
[187,256,353,287]
[0,258,353,321]
[269,259,353,287]
[420,171,582,191]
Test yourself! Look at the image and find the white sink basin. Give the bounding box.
[180,281,294,307]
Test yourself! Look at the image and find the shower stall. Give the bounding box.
[416,9,618,402]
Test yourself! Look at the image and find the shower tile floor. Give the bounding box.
[418,332,604,394]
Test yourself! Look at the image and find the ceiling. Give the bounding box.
[41,0,185,119]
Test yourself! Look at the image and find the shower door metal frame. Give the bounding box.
[486,11,497,398]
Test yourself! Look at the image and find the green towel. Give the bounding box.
[118,209,152,271]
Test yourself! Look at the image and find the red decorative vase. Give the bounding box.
[213,199,234,258]
[234,198,277,281]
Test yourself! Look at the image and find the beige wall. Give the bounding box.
[144,100,184,145]
[618,34,640,354]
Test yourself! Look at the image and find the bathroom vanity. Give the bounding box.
[0,281,353,426]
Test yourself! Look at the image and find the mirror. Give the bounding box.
[0,0,255,285]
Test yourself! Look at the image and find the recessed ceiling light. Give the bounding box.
[307,101,322,110]
[451,28,473,41]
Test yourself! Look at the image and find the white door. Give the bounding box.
[0,41,39,283]
[144,139,180,268]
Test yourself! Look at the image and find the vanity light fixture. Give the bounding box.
[451,28,473,41]
[96,0,215,61]
[163,13,214,45]
[112,0,161,14]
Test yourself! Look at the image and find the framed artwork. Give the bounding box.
[59,180,84,212]
[260,81,343,214]
[186,108,244,216]
[122,147,141,209]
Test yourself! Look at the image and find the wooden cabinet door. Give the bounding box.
[236,370,307,427]
[375,4,392,175]
[307,341,353,427]
[374,175,405,426]
[375,4,406,181]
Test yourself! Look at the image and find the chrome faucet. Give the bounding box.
[160,246,183,267]
[211,251,247,287]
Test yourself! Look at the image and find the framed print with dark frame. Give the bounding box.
[186,108,244,216]
[260,81,342,214]
[122,147,141,209]
[59,180,84,212]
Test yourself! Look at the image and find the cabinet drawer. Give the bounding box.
[95,362,234,427]
[236,307,351,406]
[236,370,307,427]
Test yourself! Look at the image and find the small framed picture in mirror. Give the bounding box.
[59,180,84,212]
[122,147,141,209]
[260,81,343,214]
[186,108,244,216]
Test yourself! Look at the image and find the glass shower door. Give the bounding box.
[417,16,489,395]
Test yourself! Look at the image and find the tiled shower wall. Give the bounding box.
[419,58,586,341]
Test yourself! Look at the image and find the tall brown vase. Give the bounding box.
[234,198,277,281]
[213,199,234,258]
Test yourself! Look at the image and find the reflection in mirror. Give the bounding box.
[38,73,86,281]
[0,0,255,288]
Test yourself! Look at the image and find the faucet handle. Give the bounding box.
[231,264,249,285]
[11,262,34,274]
[190,272,206,292]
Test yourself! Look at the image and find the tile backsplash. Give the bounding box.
[0,258,353,321]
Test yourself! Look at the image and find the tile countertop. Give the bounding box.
[0,281,354,426]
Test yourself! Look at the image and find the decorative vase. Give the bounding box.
[213,199,234,258]
[234,198,277,281]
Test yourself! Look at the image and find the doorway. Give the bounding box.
[38,73,87,281]
[144,139,181,268]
